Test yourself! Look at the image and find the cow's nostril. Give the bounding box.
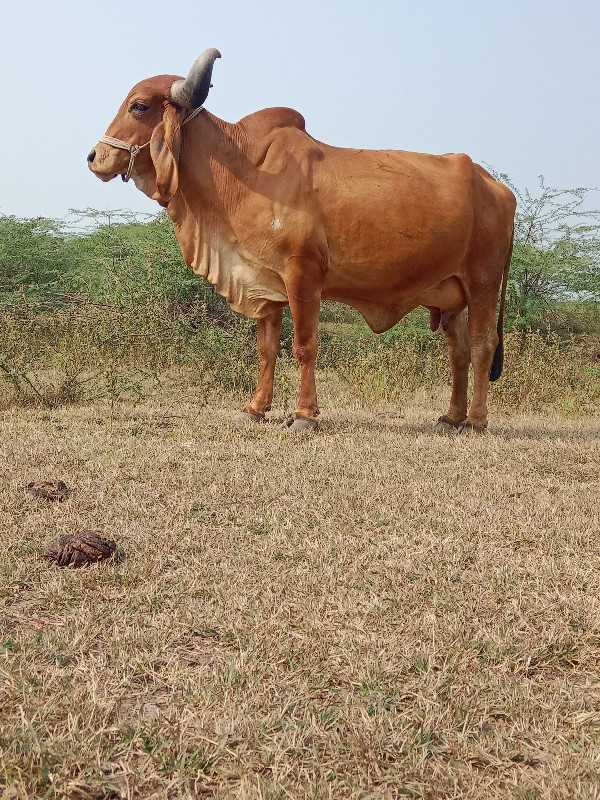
[87,150,96,164]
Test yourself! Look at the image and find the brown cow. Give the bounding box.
[88,49,516,433]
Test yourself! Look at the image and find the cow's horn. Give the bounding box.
[170,48,221,109]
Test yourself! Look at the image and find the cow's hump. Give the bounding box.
[238,107,306,134]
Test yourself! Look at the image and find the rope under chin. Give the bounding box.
[99,106,204,182]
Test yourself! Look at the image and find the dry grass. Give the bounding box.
[1,376,600,799]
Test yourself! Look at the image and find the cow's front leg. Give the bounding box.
[283,257,323,432]
[238,308,283,423]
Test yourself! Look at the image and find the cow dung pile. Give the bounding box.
[42,531,118,568]
[25,479,120,567]
[25,480,70,502]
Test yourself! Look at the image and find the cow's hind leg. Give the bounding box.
[460,297,499,433]
[435,309,470,433]
[238,308,283,423]
[283,255,322,433]
[458,228,512,433]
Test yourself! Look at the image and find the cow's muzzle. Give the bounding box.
[97,136,151,182]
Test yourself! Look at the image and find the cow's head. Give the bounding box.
[87,48,221,203]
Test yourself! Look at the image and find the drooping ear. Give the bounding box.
[150,105,182,202]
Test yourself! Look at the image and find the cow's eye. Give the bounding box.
[129,102,149,114]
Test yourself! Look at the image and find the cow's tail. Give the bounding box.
[489,227,514,382]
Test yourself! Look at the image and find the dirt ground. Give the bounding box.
[1,382,599,799]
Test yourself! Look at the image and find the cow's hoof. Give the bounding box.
[235,410,266,425]
[282,414,319,433]
[457,420,487,435]
[434,416,460,435]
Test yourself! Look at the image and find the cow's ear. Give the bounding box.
[150,105,182,202]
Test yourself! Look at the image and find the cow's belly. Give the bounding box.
[321,236,467,302]
[324,276,467,333]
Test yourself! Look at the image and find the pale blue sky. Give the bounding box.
[0,0,598,219]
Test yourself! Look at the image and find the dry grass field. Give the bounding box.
[1,375,600,799]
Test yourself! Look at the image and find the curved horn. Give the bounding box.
[170,48,221,109]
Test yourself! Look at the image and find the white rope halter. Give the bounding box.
[100,106,204,182]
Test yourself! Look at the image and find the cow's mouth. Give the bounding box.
[96,171,132,183]
[88,162,118,182]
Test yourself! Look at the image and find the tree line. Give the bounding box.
[1,179,599,335]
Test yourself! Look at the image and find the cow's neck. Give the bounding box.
[166,110,248,249]
[165,112,272,315]
[170,110,247,217]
